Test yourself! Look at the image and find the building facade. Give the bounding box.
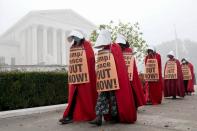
[0,9,95,65]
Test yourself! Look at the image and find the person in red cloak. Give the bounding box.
[89,30,137,126]
[144,46,163,105]
[59,30,97,124]
[181,58,195,95]
[115,34,146,108]
[164,51,185,99]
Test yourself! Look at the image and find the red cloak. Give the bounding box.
[63,40,97,121]
[186,63,195,92]
[164,59,185,97]
[122,47,146,108]
[103,44,137,123]
[145,53,163,105]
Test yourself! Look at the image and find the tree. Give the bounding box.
[89,21,147,62]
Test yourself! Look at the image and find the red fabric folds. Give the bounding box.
[63,40,97,121]
[145,53,163,105]
[164,59,185,97]
[182,62,195,93]
[104,44,137,123]
[123,47,146,107]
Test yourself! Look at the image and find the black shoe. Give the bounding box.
[59,118,64,123]
[59,117,73,124]
[172,96,176,99]
[89,116,102,126]
[109,116,119,124]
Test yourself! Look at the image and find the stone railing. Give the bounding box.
[0,65,68,72]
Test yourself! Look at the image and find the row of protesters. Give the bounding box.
[143,49,195,103]
[59,28,196,126]
[59,30,146,126]
[59,29,195,126]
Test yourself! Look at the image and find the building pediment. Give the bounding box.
[1,9,96,38]
[0,9,96,66]
[0,38,19,47]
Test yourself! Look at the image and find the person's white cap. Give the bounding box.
[147,46,154,51]
[67,30,84,39]
[94,30,112,48]
[167,51,174,57]
[115,34,126,45]
[185,57,190,61]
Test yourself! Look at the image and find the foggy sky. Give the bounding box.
[0,0,197,45]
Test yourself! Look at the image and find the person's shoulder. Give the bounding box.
[188,62,194,68]
[83,40,91,45]
[111,43,121,50]
[155,52,161,57]
[124,47,132,52]
[83,40,94,48]
[189,62,193,66]
[175,59,181,64]
[112,43,120,48]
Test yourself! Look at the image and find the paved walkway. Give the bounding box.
[0,87,197,131]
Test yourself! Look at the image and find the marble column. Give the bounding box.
[27,28,32,65]
[20,31,26,65]
[32,25,38,65]
[43,26,48,64]
[53,28,57,64]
